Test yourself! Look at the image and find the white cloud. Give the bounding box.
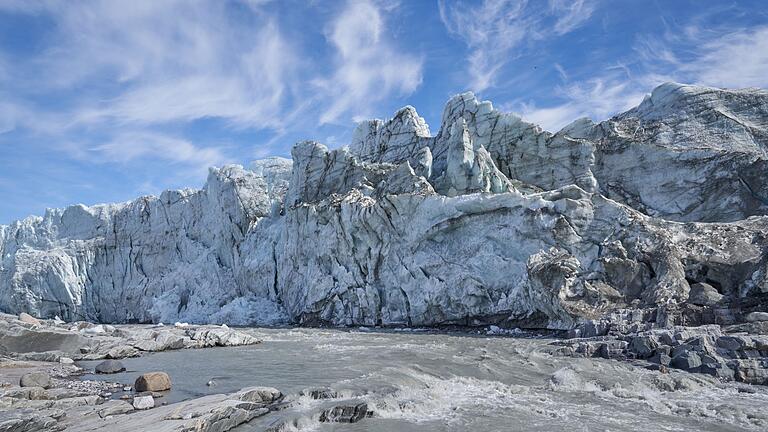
[549,0,597,35]
[92,132,229,172]
[317,0,423,124]
[439,0,597,92]
[438,0,529,92]
[0,0,301,182]
[554,63,568,82]
[632,23,768,90]
[511,22,768,132]
[685,26,768,88]
[514,75,646,132]
[32,2,296,130]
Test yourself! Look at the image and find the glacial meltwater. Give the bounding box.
[78,328,768,431]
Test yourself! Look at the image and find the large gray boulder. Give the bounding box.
[19,372,51,389]
[688,282,724,306]
[95,360,126,374]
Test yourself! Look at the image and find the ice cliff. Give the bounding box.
[1,83,767,329]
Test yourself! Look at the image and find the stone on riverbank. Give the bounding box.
[18,313,41,326]
[132,395,155,410]
[19,372,51,389]
[95,360,126,374]
[558,314,768,384]
[98,400,135,418]
[134,372,172,392]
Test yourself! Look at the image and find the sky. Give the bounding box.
[1,0,767,224]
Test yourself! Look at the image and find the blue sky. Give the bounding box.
[1,0,767,224]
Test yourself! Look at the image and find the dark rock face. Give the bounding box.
[559,314,768,385]
[300,387,338,400]
[670,351,702,371]
[319,403,369,424]
[688,283,724,307]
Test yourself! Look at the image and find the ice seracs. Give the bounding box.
[1,82,767,330]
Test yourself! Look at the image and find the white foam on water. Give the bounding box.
[362,369,549,424]
[546,366,768,430]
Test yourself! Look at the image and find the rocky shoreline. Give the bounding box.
[550,308,768,386]
[0,312,274,432]
[0,313,389,432]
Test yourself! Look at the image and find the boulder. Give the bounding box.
[734,359,768,385]
[98,400,134,418]
[237,387,282,405]
[687,282,724,306]
[745,312,768,322]
[598,340,628,359]
[18,312,41,326]
[649,352,671,367]
[95,360,126,374]
[133,340,161,352]
[320,402,369,423]
[132,395,154,410]
[155,332,186,350]
[699,355,735,380]
[4,386,48,400]
[134,372,172,392]
[716,335,749,351]
[670,351,702,371]
[106,345,139,359]
[300,387,338,400]
[19,372,51,389]
[629,336,658,359]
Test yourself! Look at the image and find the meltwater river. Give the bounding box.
[79,328,768,431]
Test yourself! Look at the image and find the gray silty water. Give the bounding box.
[78,328,768,431]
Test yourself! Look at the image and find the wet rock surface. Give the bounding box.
[95,360,125,374]
[556,310,768,385]
[319,402,369,423]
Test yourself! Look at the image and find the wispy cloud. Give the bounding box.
[683,26,768,88]
[513,74,647,131]
[549,0,597,35]
[92,132,229,172]
[631,20,768,90]
[438,0,597,92]
[511,19,768,132]
[438,0,529,92]
[317,0,423,124]
[0,0,302,185]
[32,2,297,130]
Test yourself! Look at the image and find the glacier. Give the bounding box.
[1,82,767,329]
